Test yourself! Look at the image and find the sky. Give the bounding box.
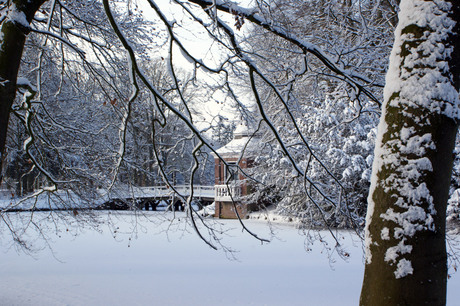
[134,0,255,129]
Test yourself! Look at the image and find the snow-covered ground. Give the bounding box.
[0,211,459,306]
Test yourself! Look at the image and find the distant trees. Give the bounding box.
[118,65,213,187]
[1,0,133,200]
[0,0,392,204]
[1,0,208,198]
[240,0,393,228]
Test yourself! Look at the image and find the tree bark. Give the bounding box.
[0,0,45,181]
[360,0,459,305]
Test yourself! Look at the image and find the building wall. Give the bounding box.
[214,157,254,219]
[214,201,248,219]
[214,157,249,195]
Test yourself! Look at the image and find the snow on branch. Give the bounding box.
[185,0,383,105]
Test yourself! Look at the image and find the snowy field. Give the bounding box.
[0,211,459,306]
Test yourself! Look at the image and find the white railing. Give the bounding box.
[132,185,215,198]
[214,184,241,202]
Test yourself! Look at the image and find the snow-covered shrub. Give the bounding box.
[448,190,460,222]
[247,85,378,229]
[449,138,460,222]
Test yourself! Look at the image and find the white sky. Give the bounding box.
[133,0,256,131]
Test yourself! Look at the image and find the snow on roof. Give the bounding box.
[215,122,259,158]
[233,122,252,138]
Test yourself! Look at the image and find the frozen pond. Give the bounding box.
[0,211,459,305]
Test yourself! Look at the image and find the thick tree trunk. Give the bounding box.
[360,1,459,305]
[0,0,45,181]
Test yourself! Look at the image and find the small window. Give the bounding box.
[225,162,237,183]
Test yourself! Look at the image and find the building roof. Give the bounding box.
[214,122,259,159]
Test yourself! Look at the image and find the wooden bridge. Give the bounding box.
[1,184,242,212]
[102,185,218,211]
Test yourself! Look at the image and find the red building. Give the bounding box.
[213,123,258,219]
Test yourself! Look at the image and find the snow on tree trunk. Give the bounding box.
[0,0,44,180]
[360,0,459,305]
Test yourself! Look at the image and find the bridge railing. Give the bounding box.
[136,185,215,198]
[214,184,241,202]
